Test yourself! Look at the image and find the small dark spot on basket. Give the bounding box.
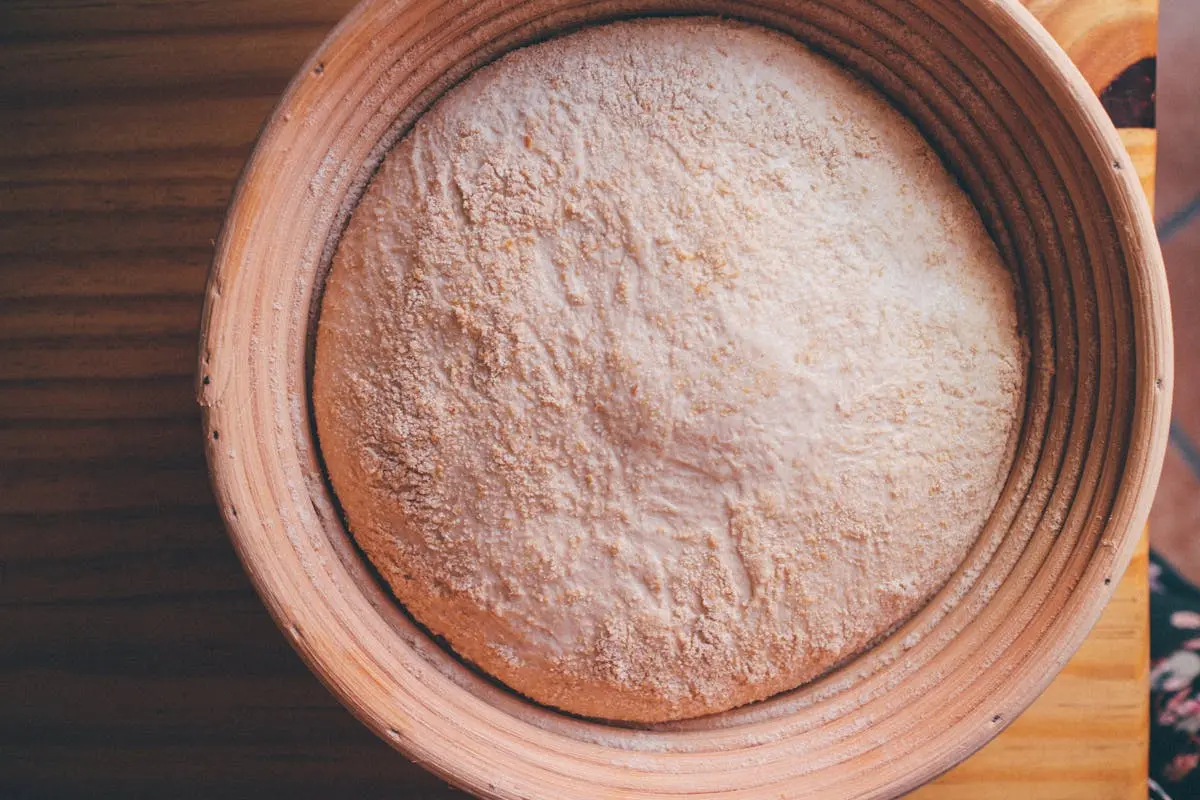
[313,62,325,76]
[1104,577,1112,585]
[230,506,238,518]
[992,714,1002,724]
[1112,159,1122,170]
[202,375,211,386]
[212,430,219,441]
[1156,377,1164,390]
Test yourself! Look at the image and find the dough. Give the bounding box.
[313,18,1025,723]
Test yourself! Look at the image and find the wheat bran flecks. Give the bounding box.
[313,17,1025,723]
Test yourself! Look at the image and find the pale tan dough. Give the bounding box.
[313,17,1025,723]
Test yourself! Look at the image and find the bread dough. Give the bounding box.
[313,17,1025,723]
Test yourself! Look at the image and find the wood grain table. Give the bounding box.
[0,1,1157,797]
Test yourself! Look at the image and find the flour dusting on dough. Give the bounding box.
[313,18,1025,723]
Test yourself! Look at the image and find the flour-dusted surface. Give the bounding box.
[313,17,1025,723]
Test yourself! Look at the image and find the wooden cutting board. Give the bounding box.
[0,0,1155,797]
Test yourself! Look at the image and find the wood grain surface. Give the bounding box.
[0,0,1157,797]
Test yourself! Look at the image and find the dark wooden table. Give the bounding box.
[1,2,466,796]
[0,1,1156,797]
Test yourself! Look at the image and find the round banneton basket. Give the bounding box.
[198,0,1172,797]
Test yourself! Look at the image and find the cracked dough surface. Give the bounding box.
[313,17,1025,723]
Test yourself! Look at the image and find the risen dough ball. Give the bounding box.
[313,18,1024,723]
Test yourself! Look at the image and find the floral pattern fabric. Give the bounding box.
[1151,550,1200,798]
